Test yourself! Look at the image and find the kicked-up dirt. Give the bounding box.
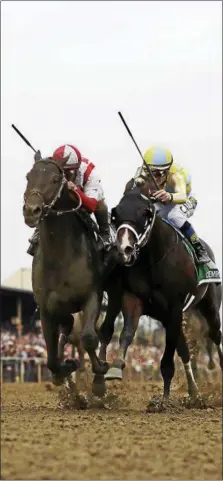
[1,374,222,480]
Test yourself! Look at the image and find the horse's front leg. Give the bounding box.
[92,294,121,397]
[105,293,142,381]
[41,310,79,385]
[82,292,109,376]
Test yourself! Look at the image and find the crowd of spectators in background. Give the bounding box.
[1,326,164,382]
[1,324,219,383]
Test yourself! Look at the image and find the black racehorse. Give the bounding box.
[94,186,222,405]
[23,155,108,385]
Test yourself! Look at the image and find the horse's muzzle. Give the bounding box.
[23,203,42,227]
[118,246,134,265]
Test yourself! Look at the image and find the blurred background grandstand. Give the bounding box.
[1,267,166,382]
[1,268,218,384]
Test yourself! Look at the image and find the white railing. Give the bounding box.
[0,356,162,383]
[1,357,49,383]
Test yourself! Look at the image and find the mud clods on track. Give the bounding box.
[1,375,222,480]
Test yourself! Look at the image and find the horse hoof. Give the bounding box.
[92,375,107,398]
[104,367,123,381]
[97,361,109,375]
[52,374,64,386]
[182,394,208,409]
[147,396,172,413]
[188,387,199,399]
[65,359,80,371]
[58,359,80,379]
[208,360,215,370]
[77,394,89,410]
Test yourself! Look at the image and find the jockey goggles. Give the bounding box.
[151,169,169,178]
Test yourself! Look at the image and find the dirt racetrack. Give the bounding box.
[1,374,222,480]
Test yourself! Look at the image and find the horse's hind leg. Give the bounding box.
[71,344,76,359]
[74,342,87,388]
[58,333,66,362]
[98,297,121,363]
[41,313,60,379]
[58,314,74,362]
[41,312,77,384]
[191,356,199,381]
[98,274,123,363]
[206,338,216,370]
[182,310,200,381]
[148,305,183,412]
[42,311,79,385]
[160,304,183,400]
[197,284,223,369]
[74,342,85,372]
[176,330,199,398]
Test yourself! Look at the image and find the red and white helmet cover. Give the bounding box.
[52,144,82,170]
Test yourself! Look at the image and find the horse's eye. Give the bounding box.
[26,173,30,181]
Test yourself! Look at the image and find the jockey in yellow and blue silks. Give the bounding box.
[134,146,211,264]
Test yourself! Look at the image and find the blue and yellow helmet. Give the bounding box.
[143,146,173,171]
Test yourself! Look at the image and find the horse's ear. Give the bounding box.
[34,150,42,162]
[60,154,71,168]
[124,178,134,194]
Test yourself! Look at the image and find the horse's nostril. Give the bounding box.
[125,246,133,256]
[32,206,41,215]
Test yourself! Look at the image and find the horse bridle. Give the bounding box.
[116,202,156,267]
[24,161,82,221]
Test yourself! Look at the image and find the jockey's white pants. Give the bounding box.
[155,199,196,229]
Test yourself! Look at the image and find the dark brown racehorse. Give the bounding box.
[23,155,108,385]
[94,186,222,405]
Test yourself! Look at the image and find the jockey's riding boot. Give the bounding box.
[180,221,211,265]
[27,228,39,256]
[191,240,211,264]
[95,201,110,250]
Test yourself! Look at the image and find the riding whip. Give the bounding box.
[118,111,159,190]
[11,124,37,153]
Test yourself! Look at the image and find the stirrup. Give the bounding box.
[196,254,211,265]
[193,247,211,265]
